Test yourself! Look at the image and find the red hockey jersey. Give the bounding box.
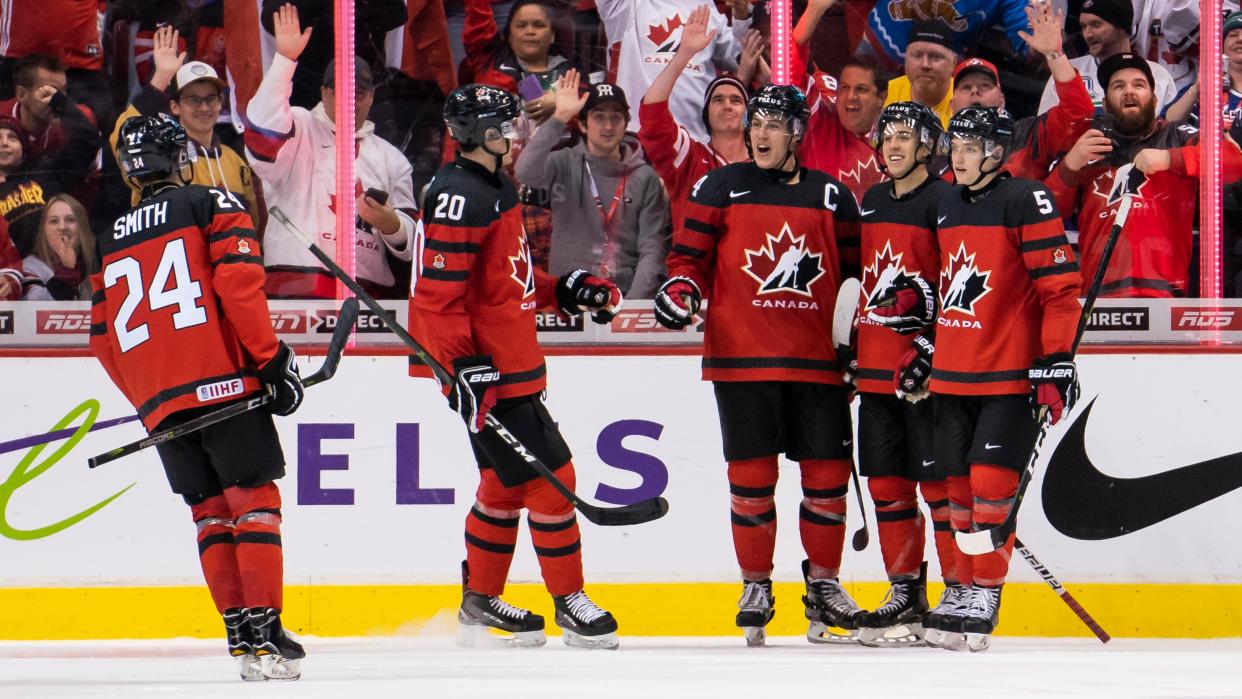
[1045,120,1199,297]
[668,162,860,385]
[407,157,557,400]
[637,99,733,232]
[931,175,1082,396]
[855,176,951,394]
[800,71,886,204]
[90,185,279,430]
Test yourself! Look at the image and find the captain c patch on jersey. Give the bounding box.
[940,242,992,320]
[741,223,826,299]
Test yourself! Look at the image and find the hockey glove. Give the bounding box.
[448,355,500,433]
[867,274,938,335]
[893,334,934,403]
[1029,353,1079,425]
[653,276,702,330]
[556,269,624,323]
[258,341,304,417]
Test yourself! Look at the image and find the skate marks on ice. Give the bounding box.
[0,637,1238,698]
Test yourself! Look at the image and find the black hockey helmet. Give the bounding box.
[443,83,520,149]
[874,101,942,178]
[939,105,1014,159]
[117,114,190,184]
[745,84,810,137]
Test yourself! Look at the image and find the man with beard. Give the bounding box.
[1045,53,1198,297]
[640,4,749,232]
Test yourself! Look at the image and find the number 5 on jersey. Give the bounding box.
[103,238,207,352]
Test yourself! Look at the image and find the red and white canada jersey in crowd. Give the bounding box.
[800,71,887,205]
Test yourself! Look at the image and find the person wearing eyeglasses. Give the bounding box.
[108,25,262,229]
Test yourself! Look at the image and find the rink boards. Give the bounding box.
[2,353,1240,639]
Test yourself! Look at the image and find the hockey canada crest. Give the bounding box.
[741,223,825,298]
[862,241,913,310]
[647,14,684,53]
[940,242,992,316]
[508,238,536,299]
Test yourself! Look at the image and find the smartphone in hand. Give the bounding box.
[517,74,545,102]
[364,187,389,206]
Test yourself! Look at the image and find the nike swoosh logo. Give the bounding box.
[937,216,948,225]
[729,190,751,198]
[984,443,1002,450]
[1042,399,1242,540]
[921,460,935,467]
[860,208,876,216]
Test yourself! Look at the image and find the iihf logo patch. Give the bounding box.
[940,242,992,316]
[741,223,825,298]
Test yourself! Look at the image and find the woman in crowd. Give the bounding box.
[22,194,94,300]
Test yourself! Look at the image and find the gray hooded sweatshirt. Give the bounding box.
[514,118,671,298]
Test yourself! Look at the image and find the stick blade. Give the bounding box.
[851,527,869,551]
[582,496,670,527]
[307,297,359,386]
[956,527,1006,555]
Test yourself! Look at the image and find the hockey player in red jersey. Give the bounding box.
[654,84,863,647]
[875,106,1082,651]
[851,101,954,647]
[408,84,623,650]
[90,115,305,680]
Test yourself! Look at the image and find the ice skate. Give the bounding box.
[223,607,263,681]
[858,563,929,647]
[553,590,619,650]
[961,585,1002,653]
[735,579,775,647]
[923,583,971,651]
[247,607,305,680]
[801,560,862,644]
[458,589,548,648]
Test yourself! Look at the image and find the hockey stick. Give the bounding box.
[86,297,360,469]
[1014,536,1111,643]
[831,278,870,551]
[269,207,669,527]
[0,414,141,457]
[955,166,1145,556]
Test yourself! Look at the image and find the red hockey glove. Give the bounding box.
[653,276,702,330]
[867,274,938,335]
[1029,353,1078,425]
[258,341,304,416]
[893,334,934,403]
[448,355,500,433]
[556,269,624,323]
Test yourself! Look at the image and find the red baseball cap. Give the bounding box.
[953,57,1000,86]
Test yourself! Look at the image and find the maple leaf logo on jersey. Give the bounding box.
[1090,165,1150,206]
[647,14,684,53]
[940,242,992,316]
[862,241,911,310]
[741,223,825,297]
[838,153,886,193]
[508,238,536,299]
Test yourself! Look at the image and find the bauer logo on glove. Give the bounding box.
[867,273,937,335]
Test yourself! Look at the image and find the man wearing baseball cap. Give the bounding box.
[1036,0,1177,118]
[883,21,957,127]
[108,25,259,226]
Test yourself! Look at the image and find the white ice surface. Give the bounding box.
[1,636,1239,698]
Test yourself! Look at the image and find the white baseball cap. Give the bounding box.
[173,61,227,95]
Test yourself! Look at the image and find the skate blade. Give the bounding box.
[966,632,992,652]
[806,621,860,645]
[561,629,619,650]
[235,653,265,682]
[457,623,547,649]
[742,626,767,647]
[935,632,969,652]
[259,654,301,681]
[858,623,925,648]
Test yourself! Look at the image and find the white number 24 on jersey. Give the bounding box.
[103,238,208,352]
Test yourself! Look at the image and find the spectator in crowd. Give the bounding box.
[599,0,753,142]
[1131,0,1198,96]
[859,0,1034,70]
[0,55,92,161]
[109,27,262,229]
[1045,53,1198,297]
[20,193,93,300]
[883,21,957,127]
[639,4,749,231]
[948,2,1093,181]
[0,92,100,256]
[1036,0,1177,118]
[515,74,671,298]
[1224,12,1242,129]
[246,3,416,299]
[260,0,408,110]
[462,0,577,119]
[0,218,21,300]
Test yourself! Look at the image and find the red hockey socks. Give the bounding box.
[868,475,924,580]
[969,464,1018,587]
[946,475,974,586]
[727,456,779,580]
[526,464,584,597]
[465,469,522,596]
[799,459,851,579]
[223,483,284,610]
[190,494,243,614]
[919,480,959,584]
